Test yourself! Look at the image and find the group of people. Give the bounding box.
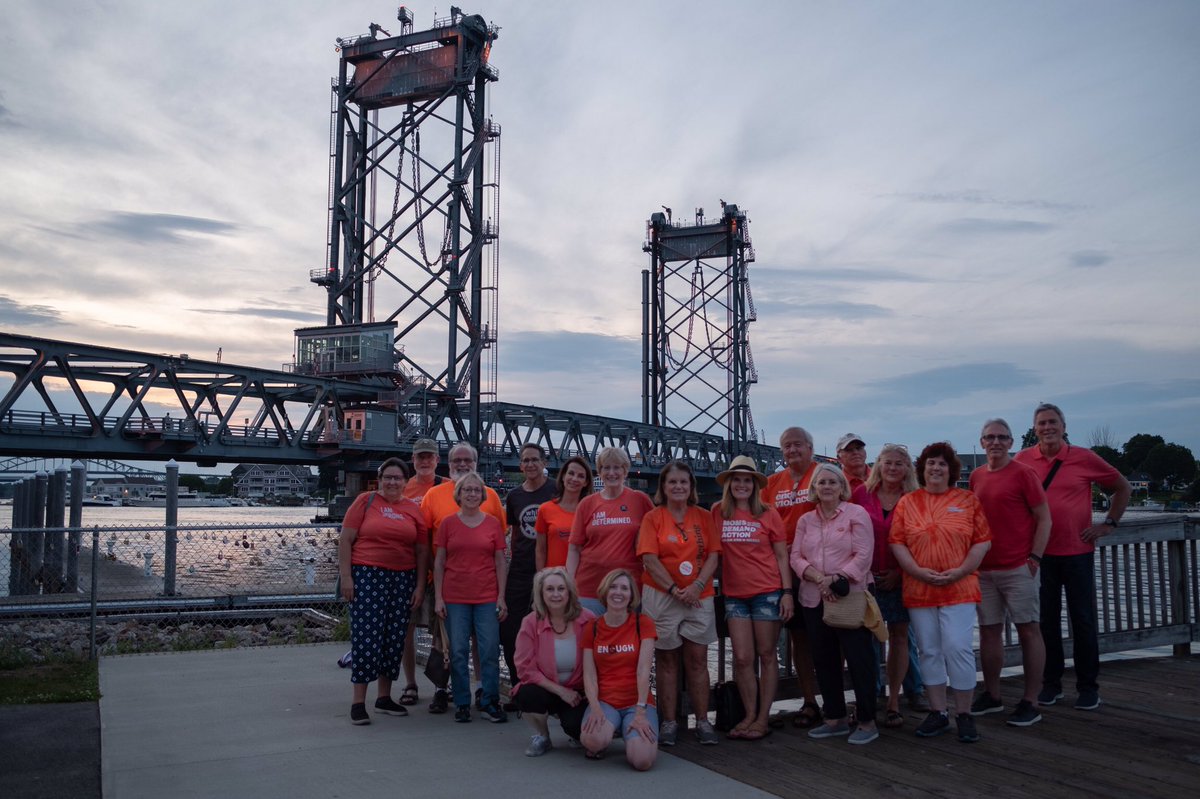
[337,400,1131,764]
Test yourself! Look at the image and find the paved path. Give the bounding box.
[101,642,774,799]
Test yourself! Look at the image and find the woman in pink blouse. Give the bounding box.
[790,463,879,745]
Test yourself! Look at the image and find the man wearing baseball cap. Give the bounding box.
[837,433,869,492]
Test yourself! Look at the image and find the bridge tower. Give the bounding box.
[303,7,501,448]
[642,203,759,457]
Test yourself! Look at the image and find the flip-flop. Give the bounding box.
[399,684,419,706]
[741,724,772,741]
[884,710,904,728]
[727,723,751,740]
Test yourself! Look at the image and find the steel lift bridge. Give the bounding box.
[0,8,779,489]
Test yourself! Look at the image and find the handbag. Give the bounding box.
[713,680,747,731]
[822,590,867,629]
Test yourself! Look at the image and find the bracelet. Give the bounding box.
[1028,553,1042,564]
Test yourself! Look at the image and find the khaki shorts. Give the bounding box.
[642,587,717,649]
[977,566,1039,626]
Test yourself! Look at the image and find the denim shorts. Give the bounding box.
[870,583,910,625]
[583,700,660,741]
[723,590,784,623]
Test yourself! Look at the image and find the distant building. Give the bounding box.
[89,476,163,500]
[231,464,316,499]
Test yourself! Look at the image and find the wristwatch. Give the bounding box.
[1104,517,1119,528]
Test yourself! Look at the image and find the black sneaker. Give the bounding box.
[1007,700,1042,727]
[955,713,980,743]
[428,689,449,714]
[1074,689,1101,711]
[455,705,472,723]
[915,710,949,738]
[1037,685,1064,706]
[374,696,408,717]
[350,702,370,725]
[481,702,508,723]
[969,692,1003,716]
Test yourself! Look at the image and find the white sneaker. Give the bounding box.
[525,734,552,757]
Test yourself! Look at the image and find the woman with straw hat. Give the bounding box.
[711,455,792,740]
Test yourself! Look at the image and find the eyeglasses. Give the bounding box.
[520,457,544,464]
[459,486,483,494]
[981,434,1012,443]
[379,475,406,481]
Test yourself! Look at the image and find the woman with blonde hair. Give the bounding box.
[851,443,926,727]
[711,455,791,740]
[581,568,658,770]
[568,447,653,614]
[514,567,597,756]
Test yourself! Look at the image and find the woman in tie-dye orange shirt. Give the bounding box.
[889,442,990,743]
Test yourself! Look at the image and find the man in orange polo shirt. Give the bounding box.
[760,425,821,726]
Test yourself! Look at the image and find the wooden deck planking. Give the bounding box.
[668,655,1200,799]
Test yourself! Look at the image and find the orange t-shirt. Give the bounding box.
[889,488,991,609]
[582,613,657,709]
[636,505,720,598]
[711,505,786,598]
[569,488,654,598]
[421,480,505,544]
[342,491,426,571]
[535,499,576,569]
[434,514,505,604]
[403,474,443,501]
[761,464,817,546]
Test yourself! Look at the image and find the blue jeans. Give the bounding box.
[445,602,502,708]
[1040,552,1099,693]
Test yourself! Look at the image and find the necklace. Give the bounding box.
[550,618,568,635]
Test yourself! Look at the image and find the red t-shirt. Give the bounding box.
[582,613,656,709]
[710,505,786,598]
[850,485,904,573]
[569,488,654,598]
[434,514,505,604]
[342,492,426,571]
[970,460,1047,570]
[1014,445,1123,557]
[761,464,817,546]
[535,499,575,569]
[889,488,991,609]
[636,505,720,597]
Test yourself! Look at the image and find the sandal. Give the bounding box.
[398,684,419,706]
[884,710,904,728]
[792,704,821,728]
[741,723,772,741]
[727,721,752,740]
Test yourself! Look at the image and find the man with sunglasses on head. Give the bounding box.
[968,419,1050,727]
[1014,403,1130,712]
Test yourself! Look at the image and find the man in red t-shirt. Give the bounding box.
[968,418,1050,726]
[1013,403,1130,712]
[759,425,820,725]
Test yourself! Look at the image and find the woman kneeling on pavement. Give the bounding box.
[338,457,429,725]
[637,460,722,746]
[581,569,659,770]
[514,567,596,756]
[790,463,880,745]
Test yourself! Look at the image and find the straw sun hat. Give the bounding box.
[716,455,768,489]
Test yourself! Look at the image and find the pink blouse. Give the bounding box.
[789,502,874,609]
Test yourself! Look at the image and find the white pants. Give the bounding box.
[909,603,977,691]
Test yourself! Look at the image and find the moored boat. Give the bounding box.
[125,490,231,508]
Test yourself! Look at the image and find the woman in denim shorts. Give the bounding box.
[710,456,792,740]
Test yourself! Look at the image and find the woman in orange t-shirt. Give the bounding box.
[711,455,791,740]
[338,458,429,726]
[637,460,721,746]
[535,456,593,570]
[889,442,991,743]
[567,447,654,613]
[434,472,509,724]
[581,568,658,770]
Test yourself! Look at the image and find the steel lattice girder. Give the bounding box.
[0,333,385,464]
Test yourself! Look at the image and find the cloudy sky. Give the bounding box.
[2,0,1198,462]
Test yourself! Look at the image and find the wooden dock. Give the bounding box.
[669,655,1200,799]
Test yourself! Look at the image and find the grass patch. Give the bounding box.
[0,658,100,704]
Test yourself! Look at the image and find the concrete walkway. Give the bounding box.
[101,642,775,799]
